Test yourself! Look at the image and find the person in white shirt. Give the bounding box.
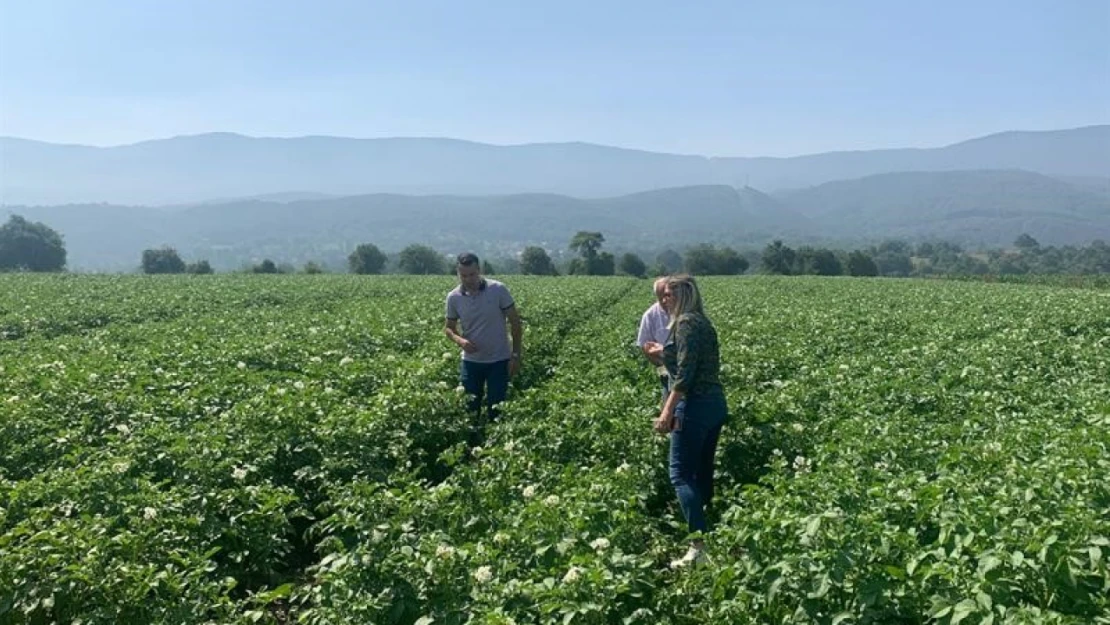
[637,277,672,396]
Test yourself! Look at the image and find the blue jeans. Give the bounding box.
[669,390,728,534]
[460,359,510,421]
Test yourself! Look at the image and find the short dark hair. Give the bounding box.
[456,252,480,267]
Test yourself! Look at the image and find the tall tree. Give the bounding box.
[656,249,683,274]
[187,260,214,274]
[398,244,445,274]
[686,244,749,275]
[252,259,279,274]
[592,251,616,276]
[568,231,609,275]
[760,240,796,275]
[0,215,67,272]
[569,231,605,259]
[348,243,387,274]
[520,246,558,275]
[846,251,879,276]
[141,247,186,274]
[618,252,647,278]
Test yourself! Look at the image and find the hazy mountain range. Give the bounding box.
[2,125,1108,205]
[1,126,1108,270]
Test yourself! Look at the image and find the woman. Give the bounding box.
[651,274,728,569]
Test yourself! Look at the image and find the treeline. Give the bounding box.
[755,235,1110,277]
[4,213,1109,277]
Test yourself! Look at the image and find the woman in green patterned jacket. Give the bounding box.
[653,274,729,569]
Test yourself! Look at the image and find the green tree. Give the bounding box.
[348,243,387,274]
[567,231,612,275]
[252,259,279,274]
[482,259,495,274]
[186,260,214,275]
[846,251,879,276]
[520,246,558,275]
[760,240,796,275]
[656,249,683,273]
[873,250,912,276]
[592,251,616,276]
[141,247,186,274]
[618,252,647,278]
[0,214,67,272]
[1014,233,1040,251]
[303,261,325,274]
[569,231,605,259]
[685,244,750,275]
[684,244,718,275]
[717,247,750,275]
[794,247,842,276]
[398,244,445,275]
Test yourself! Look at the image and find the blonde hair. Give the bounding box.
[665,274,704,329]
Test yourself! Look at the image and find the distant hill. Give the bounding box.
[777,170,1110,247]
[4,185,796,270]
[2,126,1107,205]
[716,126,1110,191]
[5,170,1109,271]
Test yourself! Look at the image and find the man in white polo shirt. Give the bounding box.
[637,277,672,396]
[444,252,523,421]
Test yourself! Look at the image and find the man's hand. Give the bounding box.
[653,410,675,434]
[509,355,521,378]
[644,342,664,358]
[459,339,478,354]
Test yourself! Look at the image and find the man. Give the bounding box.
[637,277,672,396]
[444,252,522,421]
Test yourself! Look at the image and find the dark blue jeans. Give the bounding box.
[460,359,510,421]
[669,390,728,534]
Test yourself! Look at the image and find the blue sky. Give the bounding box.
[1,0,1107,156]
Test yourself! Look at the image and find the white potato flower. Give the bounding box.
[589,537,610,551]
[472,565,493,583]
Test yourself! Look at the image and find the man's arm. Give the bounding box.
[445,318,477,353]
[505,306,523,376]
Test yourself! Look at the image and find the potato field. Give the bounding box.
[1,275,1107,624]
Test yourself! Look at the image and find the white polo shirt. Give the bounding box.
[637,301,671,347]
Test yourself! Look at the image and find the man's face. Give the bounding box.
[457,263,481,292]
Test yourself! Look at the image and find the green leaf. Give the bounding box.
[977,554,1001,577]
[951,599,977,625]
[930,604,952,619]
[804,515,821,537]
[807,575,830,599]
[767,576,785,603]
[976,591,993,611]
[414,617,435,625]
[258,582,295,603]
[831,611,852,625]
